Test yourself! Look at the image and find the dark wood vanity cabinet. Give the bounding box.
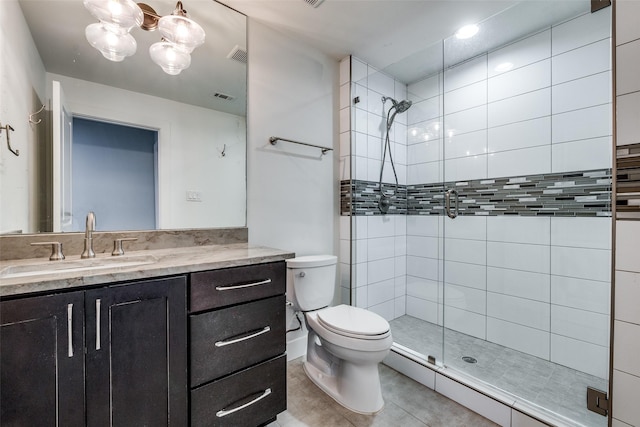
[0,276,188,427]
[189,261,287,427]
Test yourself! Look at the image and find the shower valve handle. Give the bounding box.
[445,189,459,219]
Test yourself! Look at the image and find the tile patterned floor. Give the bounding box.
[269,358,498,427]
[389,315,609,427]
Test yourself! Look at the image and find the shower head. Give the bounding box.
[382,96,412,113]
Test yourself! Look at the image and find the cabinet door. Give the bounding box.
[85,277,187,427]
[0,291,85,427]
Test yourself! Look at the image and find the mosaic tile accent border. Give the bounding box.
[616,143,640,220]
[341,169,612,216]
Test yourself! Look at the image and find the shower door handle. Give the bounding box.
[445,189,459,219]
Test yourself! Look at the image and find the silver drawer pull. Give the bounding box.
[215,278,272,291]
[67,304,74,357]
[216,388,272,418]
[215,326,271,347]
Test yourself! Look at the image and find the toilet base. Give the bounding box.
[303,358,385,415]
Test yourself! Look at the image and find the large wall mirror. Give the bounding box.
[0,0,247,234]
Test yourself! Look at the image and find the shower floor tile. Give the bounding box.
[389,315,609,427]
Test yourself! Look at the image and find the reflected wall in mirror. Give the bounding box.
[0,0,247,234]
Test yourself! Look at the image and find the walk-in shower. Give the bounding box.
[378,96,412,214]
[340,1,613,426]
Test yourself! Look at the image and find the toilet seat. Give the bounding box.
[315,305,390,340]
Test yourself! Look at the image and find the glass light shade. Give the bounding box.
[149,41,191,75]
[86,22,137,62]
[158,15,205,53]
[83,0,143,30]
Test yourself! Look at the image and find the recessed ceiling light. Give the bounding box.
[455,24,479,40]
[495,62,514,72]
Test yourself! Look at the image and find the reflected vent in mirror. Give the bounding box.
[214,92,235,101]
[227,45,247,64]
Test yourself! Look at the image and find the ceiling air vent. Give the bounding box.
[213,92,235,101]
[227,45,247,64]
[303,0,325,7]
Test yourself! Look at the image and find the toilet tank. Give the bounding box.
[286,255,337,311]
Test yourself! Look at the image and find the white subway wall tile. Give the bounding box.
[395,256,407,277]
[487,216,551,245]
[355,238,367,263]
[552,72,611,114]
[444,216,487,240]
[551,275,610,314]
[488,59,550,103]
[445,284,486,315]
[408,121,442,147]
[487,242,551,274]
[407,161,443,185]
[406,296,439,323]
[352,83,369,111]
[551,305,609,346]
[445,105,487,135]
[616,0,640,45]
[353,107,368,134]
[368,278,396,307]
[487,267,550,302]
[551,334,609,379]
[445,261,487,290]
[355,285,367,308]
[395,276,407,298]
[367,88,386,118]
[354,215,368,239]
[552,103,612,143]
[407,215,443,237]
[368,69,395,97]
[617,91,640,146]
[489,29,551,78]
[444,306,486,339]
[488,117,551,153]
[368,258,395,283]
[367,111,385,137]
[444,81,487,115]
[395,296,406,318]
[552,8,611,56]
[408,139,440,164]
[369,299,395,321]
[444,55,487,92]
[395,235,407,256]
[408,96,441,124]
[407,255,440,281]
[444,238,487,265]
[612,370,640,425]
[367,237,395,261]
[615,271,640,325]
[552,39,610,84]
[355,262,367,287]
[408,74,440,101]
[613,320,640,377]
[444,155,488,182]
[550,246,611,282]
[488,145,551,178]
[552,136,612,172]
[407,277,441,302]
[487,317,550,359]
[368,215,396,238]
[407,235,440,259]
[550,217,611,249]
[353,131,368,158]
[351,57,367,84]
[444,130,487,160]
[353,155,368,181]
[488,293,550,331]
[488,88,551,127]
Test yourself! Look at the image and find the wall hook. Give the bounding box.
[218,144,226,157]
[0,123,18,156]
[29,104,45,125]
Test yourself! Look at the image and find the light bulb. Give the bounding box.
[149,41,191,75]
[83,0,143,30]
[86,22,136,62]
[158,15,205,53]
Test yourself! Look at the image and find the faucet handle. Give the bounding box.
[31,242,65,261]
[112,238,137,256]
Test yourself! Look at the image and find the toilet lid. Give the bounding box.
[317,305,390,337]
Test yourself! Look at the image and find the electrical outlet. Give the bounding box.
[186,190,202,202]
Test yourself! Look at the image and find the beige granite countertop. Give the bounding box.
[0,243,295,297]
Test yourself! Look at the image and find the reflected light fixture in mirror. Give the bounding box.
[83,0,205,75]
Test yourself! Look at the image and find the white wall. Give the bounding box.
[47,73,246,230]
[0,0,46,233]
[245,20,338,356]
[612,1,640,425]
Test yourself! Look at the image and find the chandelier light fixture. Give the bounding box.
[83,0,205,75]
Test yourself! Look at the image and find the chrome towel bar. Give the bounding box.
[269,136,332,155]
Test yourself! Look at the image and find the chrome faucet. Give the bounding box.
[81,211,96,259]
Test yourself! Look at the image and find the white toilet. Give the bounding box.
[286,255,393,414]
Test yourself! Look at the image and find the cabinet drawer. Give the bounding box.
[191,354,286,427]
[190,295,286,386]
[190,262,285,312]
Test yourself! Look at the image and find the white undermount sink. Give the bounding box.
[0,255,158,279]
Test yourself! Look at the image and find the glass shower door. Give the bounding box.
[439,2,612,426]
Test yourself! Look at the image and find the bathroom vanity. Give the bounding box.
[0,242,293,427]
